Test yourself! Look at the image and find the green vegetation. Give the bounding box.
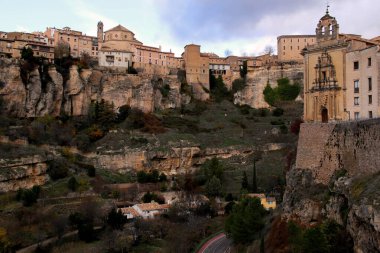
[264,78,301,106]
[16,186,41,207]
[288,220,353,253]
[159,84,171,97]
[142,191,165,204]
[232,78,246,93]
[137,170,167,184]
[209,74,232,102]
[225,197,267,244]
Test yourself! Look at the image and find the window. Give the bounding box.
[283,46,285,50]
[354,61,359,70]
[354,112,360,120]
[369,77,372,91]
[74,38,77,42]
[290,46,293,50]
[354,97,359,105]
[354,80,359,93]
[67,37,70,41]
[369,95,372,104]
[369,111,373,119]
[368,57,372,67]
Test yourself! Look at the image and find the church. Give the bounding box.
[303,8,379,122]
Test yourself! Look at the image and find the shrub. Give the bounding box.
[142,191,165,204]
[159,84,171,98]
[115,104,131,123]
[263,78,301,106]
[232,78,246,93]
[67,176,78,192]
[280,124,288,134]
[272,108,284,117]
[239,105,251,115]
[48,159,69,180]
[16,186,40,206]
[270,119,284,125]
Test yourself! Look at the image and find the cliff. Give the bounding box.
[0,144,49,192]
[0,59,185,117]
[283,119,380,253]
[234,63,304,108]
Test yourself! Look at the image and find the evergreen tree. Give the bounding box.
[260,236,265,253]
[252,160,258,193]
[225,197,267,244]
[241,171,249,190]
[107,208,127,230]
[206,176,222,197]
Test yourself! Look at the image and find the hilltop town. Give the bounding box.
[0,7,379,253]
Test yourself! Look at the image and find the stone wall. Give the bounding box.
[296,119,380,184]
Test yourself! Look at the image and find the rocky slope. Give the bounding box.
[234,63,304,108]
[283,120,380,253]
[0,58,186,117]
[0,144,50,192]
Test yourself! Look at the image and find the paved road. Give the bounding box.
[198,233,232,253]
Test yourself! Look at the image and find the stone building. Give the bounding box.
[44,27,98,58]
[345,46,380,120]
[0,32,54,61]
[277,35,316,62]
[303,8,379,122]
[97,22,181,74]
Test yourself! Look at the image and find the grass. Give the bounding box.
[96,168,136,184]
[350,172,380,207]
[222,150,286,196]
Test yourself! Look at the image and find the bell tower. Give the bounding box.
[316,5,339,42]
[97,21,104,43]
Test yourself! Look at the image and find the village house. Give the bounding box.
[247,193,277,210]
[119,202,170,220]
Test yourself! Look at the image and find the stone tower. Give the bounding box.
[97,21,104,43]
[316,6,339,42]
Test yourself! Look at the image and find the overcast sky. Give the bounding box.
[0,0,379,57]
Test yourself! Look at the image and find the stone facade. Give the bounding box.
[277,35,316,62]
[303,10,379,123]
[345,46,380,120]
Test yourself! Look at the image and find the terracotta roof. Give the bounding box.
[247,193,266,199]
[119,207,140,217]
[106,25,135,35]
[136,202,170,211]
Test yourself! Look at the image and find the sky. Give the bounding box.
[0,0,379,57]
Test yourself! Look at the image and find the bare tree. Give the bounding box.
[264,45,274,56]
[54,41,70,59]
[224,49,233,57]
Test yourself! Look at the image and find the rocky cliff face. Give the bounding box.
[0,148,49,192]
[234,64,304,108]
[283,120,380,253]
[0,59,185,117]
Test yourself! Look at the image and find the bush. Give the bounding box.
[210,74,232,102]
[239,105,251,115]
[115,104,131,123]
[263,78,301,106]
[272,108,284,117]
[159,84,171,98]
[67,176,78,192]
[16,186,40,206]
[48,159,69,180]
[137,170,161,183]
[280,124,288,134]
[270,119,284,125]
[232,78,246,93]
[142,191,165,204]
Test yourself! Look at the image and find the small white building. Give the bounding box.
[119,202,170,220]
[98,49,132,68]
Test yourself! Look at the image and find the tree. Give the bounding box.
[303,227,329,253]
[21,47,34,61]
[260,235,265,253]
[225,197,267,244]
[48,159,68,180]
[252,160,258,193]
[241,171,249,190]
[203,157,224,181]
[54,41,70,59]
[264,45,274,56]
[107,208,127,230]
[67,176,78,192]
[224,49,233,57]
[240,60,248,78]
[206,176,222,197]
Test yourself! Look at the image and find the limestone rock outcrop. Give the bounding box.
[283,119,380,252]
[0,59,186,117]
[234,64,304,108]
[0,152,49,192]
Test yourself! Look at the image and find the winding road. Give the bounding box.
[197,233,232,253]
